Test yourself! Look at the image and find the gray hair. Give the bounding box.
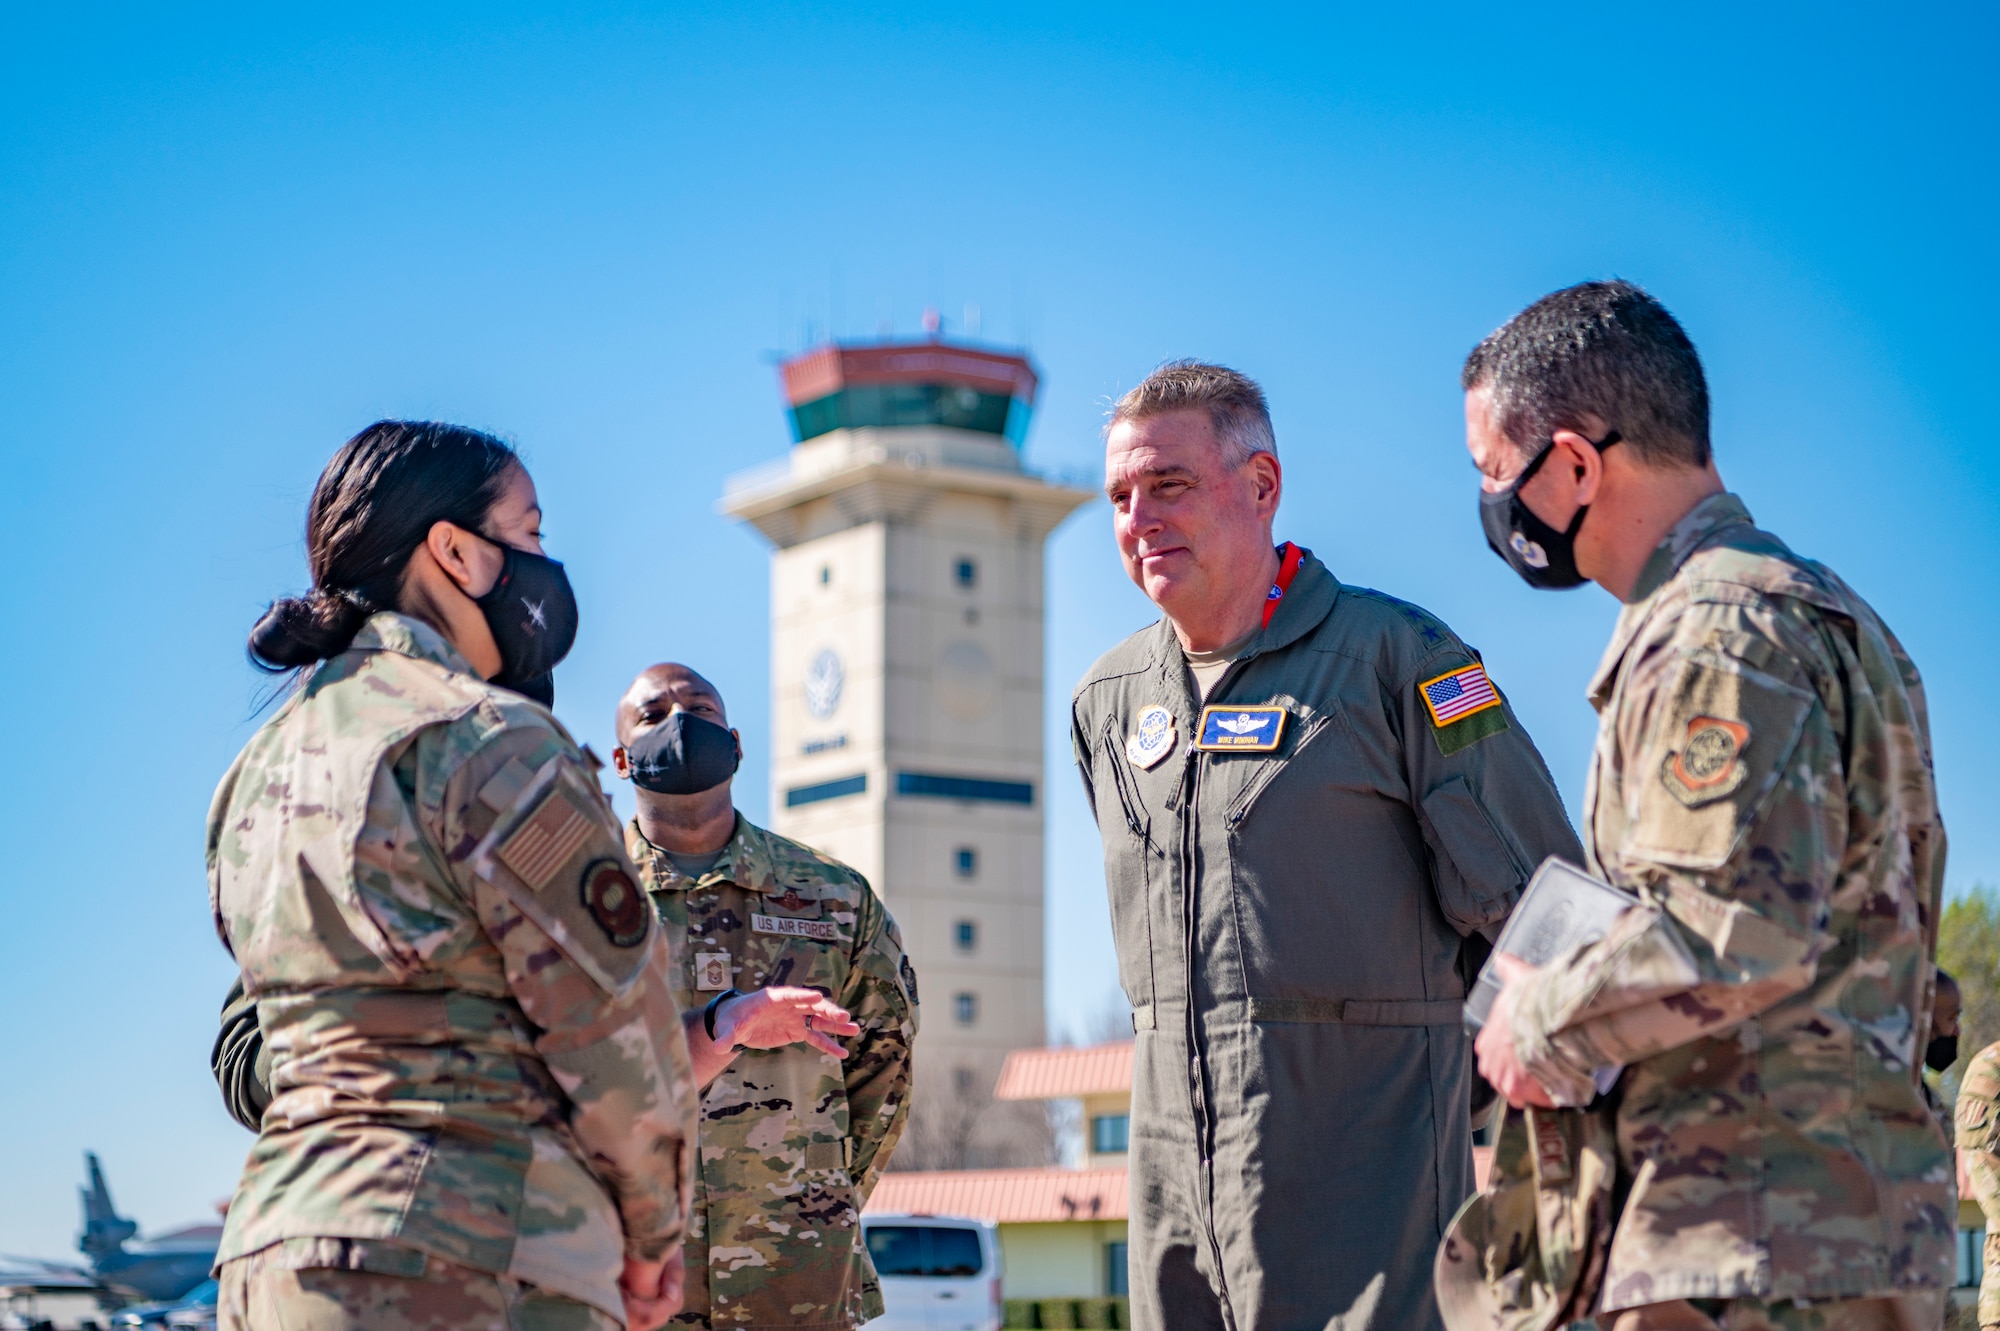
[1462,280,1710,469]
[1110,360,1276,466]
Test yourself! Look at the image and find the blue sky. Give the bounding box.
[2,2,1994,1260]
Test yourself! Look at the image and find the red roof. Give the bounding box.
[779,341,1038,407]
[867,1167,1128,1223]
[994,1041,1134,1101]
[867,1153,1492,1224]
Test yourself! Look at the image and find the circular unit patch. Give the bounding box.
[581,858,650,948]
[1680,724,1739,782]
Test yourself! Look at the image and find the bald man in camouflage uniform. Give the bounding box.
[1959,1042,2000,1330]
[208,612,696,1330]
[611,663,918,1331]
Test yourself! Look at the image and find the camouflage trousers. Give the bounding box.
[1602,1292,1945,1331]
[1971,1149,2000,1329]
[217,1247,621,1331]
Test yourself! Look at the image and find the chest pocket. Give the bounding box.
[691,883,855,995]
[1219,703,1339,829]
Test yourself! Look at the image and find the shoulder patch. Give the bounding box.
[900,953,920,1007]
[580,858,649,947]
[1420,662,1508,756]
[1659,716,1751,807]
[497,785,597,890]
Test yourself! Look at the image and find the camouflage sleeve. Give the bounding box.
[1399,647,1584,942]
[1508,604,1834,1106]
[210,975,271,1132]
[441,721,698,1260]
[840,878,917,1204]
[1958,1043,2000,1159]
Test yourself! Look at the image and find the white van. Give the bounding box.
[861,1213,1003,1331]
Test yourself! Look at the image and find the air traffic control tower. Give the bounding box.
[721,340,1091,1117]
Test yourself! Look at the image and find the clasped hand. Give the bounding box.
[1473,953,1557,1109]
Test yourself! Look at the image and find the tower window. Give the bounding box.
[953,992,978,1026]
[954,920,977,952]
[954,558,977,590]
[954,847,978,878]
[1091,1114,1130,1155]
[818,565,831,586]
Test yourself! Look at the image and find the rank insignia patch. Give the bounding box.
[1125,705,1176,769]
[1660,716,1750,807]
[580,858,649,947]
[1195,705,1288,752]
[1420,662,1509,756]
[694,951,732,991]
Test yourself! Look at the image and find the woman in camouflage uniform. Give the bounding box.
[208,422,696,1331]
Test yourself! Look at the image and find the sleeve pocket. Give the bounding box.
[1623,649,1816,871]
[1420,773,1532,932]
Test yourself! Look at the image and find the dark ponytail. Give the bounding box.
[249,421,520,671]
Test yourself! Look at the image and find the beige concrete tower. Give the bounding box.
[721,340,1090,1134]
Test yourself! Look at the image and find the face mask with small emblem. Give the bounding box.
[473,541,578,707]
[1479,431,1621,590]
[623,711,741,795]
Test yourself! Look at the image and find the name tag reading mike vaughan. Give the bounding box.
[1194,705,1288,752]
[752,913,841,941]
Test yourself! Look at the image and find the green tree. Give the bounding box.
[1938,884,2000,1096]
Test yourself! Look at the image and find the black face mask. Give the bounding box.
[1479,431,1622,590]
[1926,1033,1959,1073]
[473,541,578,707]
[623,712,740,796]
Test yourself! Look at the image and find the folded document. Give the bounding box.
[1463,856,1640,1037]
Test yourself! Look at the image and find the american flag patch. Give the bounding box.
[497,787,595,889]
[1420,663,1501,728]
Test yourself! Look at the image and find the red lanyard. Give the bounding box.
[1261,542,1303,629]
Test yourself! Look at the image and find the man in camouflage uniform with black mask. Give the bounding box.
[1466,281,1953,1331]
[610,663,918,1331]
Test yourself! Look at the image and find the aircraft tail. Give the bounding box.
[78,1151,138,1258]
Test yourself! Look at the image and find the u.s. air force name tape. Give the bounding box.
[752,913,841,941]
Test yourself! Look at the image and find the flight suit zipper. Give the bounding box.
[1177,650,1251,1330]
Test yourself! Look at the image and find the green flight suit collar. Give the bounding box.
[1142,543,1341,678]
[1587,492,1755,710]
[348,610,478,676]
[627,812,789,895]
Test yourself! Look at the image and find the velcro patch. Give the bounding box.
[752,913,840,941]
[1420,662,1509,756]
[580,858,649,948]
[476,758,536,812]
[497,786,596,890]
[1195,705,1288,751]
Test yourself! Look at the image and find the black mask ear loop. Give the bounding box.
[1516,429,1622,510]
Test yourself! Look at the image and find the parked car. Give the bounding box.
[109,1278,215,1331]
[862,1214,1001,1331]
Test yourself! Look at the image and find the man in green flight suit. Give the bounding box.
[610,662,918,1331]
[1071,360,1583,1331]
